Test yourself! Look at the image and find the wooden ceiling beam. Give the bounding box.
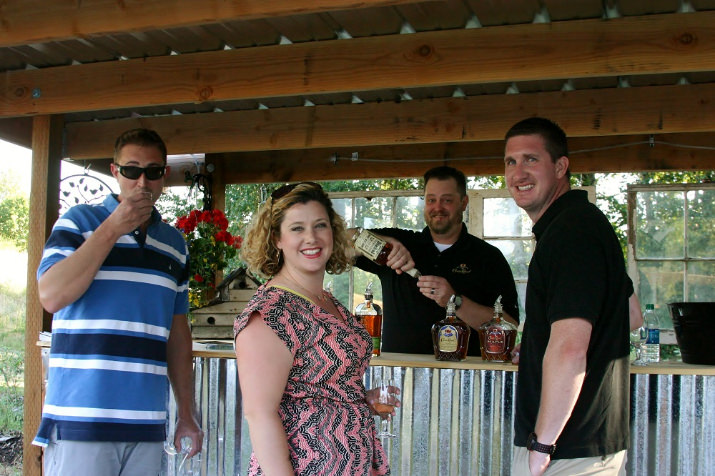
[213,132,715,183]
[73,132,715,186]
[0,0,429,48]
[3,11,715,118]
[0,117,32,149]
[64,83,715,159]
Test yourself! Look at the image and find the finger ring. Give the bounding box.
[431,288,435,295]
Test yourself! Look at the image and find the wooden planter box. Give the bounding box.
[191,269,259,340]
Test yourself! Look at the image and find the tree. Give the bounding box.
[162,172,712,306]
[0,171,29,250]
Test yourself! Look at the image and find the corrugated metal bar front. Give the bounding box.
[629,373,715,476]
[364,366,517,476]
[162,359,714,476]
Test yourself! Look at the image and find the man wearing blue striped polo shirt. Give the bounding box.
[33,129,203,475]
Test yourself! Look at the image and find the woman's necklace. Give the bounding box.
[281,271,329,304]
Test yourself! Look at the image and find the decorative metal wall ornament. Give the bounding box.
[186,169,213,211]
[59,167,115,215]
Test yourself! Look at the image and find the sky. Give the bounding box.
[1,139,32,196]
[1,138,114,197]
[0,139,112,287]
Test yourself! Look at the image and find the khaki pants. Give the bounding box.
[512,446,627,476]
[43,427,163,476]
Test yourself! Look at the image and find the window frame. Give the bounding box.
[626,182,715,310]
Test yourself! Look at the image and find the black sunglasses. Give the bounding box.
[116,165,166,181]
[270,182,321,201]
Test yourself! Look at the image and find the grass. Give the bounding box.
[0,281,25,434]
[0,243,26,472]
[0,284,25,353]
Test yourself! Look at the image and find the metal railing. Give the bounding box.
[164,357,715,476]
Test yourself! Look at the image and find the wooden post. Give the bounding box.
[23,115,62,476]
[206,153,227,286]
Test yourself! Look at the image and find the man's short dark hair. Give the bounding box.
[423,166,467,197]
[504,117,571,178]
[114,128,168,164]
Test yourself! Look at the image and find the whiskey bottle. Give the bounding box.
[353,228,421,278]
[431,295,471,361]
[355,281,383,356]
[477,296,518,362]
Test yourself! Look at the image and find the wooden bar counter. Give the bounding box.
[175,344,714,476]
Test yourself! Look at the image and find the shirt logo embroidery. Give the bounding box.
[452,264,471,274]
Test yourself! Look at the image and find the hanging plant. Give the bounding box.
[175,209,243,308]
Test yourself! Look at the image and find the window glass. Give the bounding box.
[395,196,425,231]
[637,260,684,324]
[488,239,533,281]
[354,197,395,229]
[484,197,532,237]
[688,261,715,302]
[687,189,714,259]
[630,184,714,318]
[635,191,684,259]
[331,198,353,226]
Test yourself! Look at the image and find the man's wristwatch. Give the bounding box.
[526,432,556,456]
[454,294,463,310]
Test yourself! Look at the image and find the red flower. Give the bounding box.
[214,230,230,243]
[193,273,204,283]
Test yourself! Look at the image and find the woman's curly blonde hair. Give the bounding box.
[240,182,352,279]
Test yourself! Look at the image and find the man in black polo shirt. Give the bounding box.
[352,166,519,355]
[504,117,636,475]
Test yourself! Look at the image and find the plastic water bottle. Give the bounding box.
[643,304,660,363]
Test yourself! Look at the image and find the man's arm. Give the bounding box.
[530,317,592,476]
[167,313,203,457]
[415,277,517,328]
[38,190,154,313]
[629,293,644,330]
[457,295,517,328]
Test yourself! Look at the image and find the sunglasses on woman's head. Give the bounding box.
[116,165,166,180]
[270,181,322,200]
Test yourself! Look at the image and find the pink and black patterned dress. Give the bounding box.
[234,284,390,475]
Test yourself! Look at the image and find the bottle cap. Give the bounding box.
[494,295,503,314]
[365,281,374,298]
[446,294,456,315]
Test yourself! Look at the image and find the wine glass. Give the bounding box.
[374,377,399,439]
[630,326,648,366]
[164,436,193,474]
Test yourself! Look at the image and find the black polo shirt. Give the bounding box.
[514,190,632,459]
[355,223,519,355]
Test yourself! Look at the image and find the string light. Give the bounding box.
[330,139,715,164]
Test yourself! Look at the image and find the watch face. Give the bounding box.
[455,295,462,308]
[527,432,536,449]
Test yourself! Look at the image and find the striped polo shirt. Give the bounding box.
[33,194,189,446]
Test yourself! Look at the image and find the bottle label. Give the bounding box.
[438,325,459,352]
[485,327,506,354]
[646,328,660,345]
[372,337,381,355]
[354,231,386,261]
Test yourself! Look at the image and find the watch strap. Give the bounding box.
[527,432,556,456]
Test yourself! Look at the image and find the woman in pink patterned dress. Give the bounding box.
[234,182,394,475]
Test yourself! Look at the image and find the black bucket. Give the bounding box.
[667,302,715,365]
